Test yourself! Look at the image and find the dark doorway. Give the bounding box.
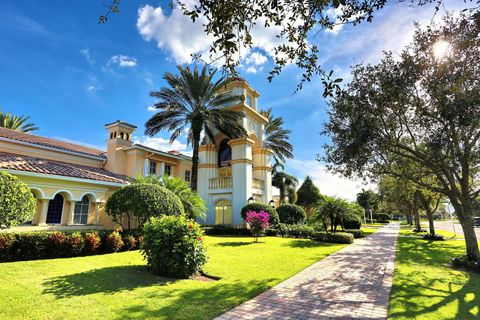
[46,194,64,224]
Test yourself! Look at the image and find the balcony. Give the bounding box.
[209,177,233,190]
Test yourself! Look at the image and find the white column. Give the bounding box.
[37,199,49,226]
[68,200,76,225]
[160,162,165,176]
[198,144,217,224]
[143,158,149,176]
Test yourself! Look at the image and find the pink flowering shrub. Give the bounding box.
[245,210,270,242]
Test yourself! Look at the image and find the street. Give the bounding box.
[434,220,480,238]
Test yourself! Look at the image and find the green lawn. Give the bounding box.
[361,227,379,237]
[389,229,480,320]
[0,236,346,320]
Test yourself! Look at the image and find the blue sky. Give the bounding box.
[0,0,468,199]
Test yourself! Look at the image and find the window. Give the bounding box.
[218,139,232,167]
[164,164,172,176]
[46,194,64,224]
[74,196,90,224]
[149,161,157,175]
[215,200,232,225]
[246,95,252,107]
[185,170,191,182]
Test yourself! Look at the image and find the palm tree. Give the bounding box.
[314,196,349,233]
[145,65,247,191]
[272,171,298,204]
[0,112,38,132]
[260,108,293,164]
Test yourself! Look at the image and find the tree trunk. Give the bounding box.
[459,215,480,262]
[414,209,421,231]
[363,209,367,225]
[406,213,413,226]
[427,210,435,236]
[190,127,201,192]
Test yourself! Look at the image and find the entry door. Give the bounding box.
[46,194,64,224]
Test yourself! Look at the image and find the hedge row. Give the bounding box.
[274,223,316,238]
[201,225,251,236]
[312,231,354,244]
[343,229,365,239]
[0,230,143,262]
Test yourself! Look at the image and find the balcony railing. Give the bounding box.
[252,178,264,190]
[209,177,233,190]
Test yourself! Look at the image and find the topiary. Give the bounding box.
[241,203,279,225]
[343,213,362,229]
[276,204,306,224]
[142,215,207,278]
[106,183,184,229]
[0,171,36,229]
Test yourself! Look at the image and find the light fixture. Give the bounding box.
[248,196,255,204]
[268,200,275,208]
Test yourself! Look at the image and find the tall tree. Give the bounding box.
[145,65,247,191]
[272,171,298,204]
[324,14,480,261]
[260,108,293,164]
[296,176,323,218]
[0,112,38,132]
[356,189,378,224]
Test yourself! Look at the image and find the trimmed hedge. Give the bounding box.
[313,231,354,244]
[344,229,364,239]
[240,203,279,225]
[275,223,316,238]
[201,225,250,236]
[373,213,390,223]
[276,204,306,224]
[343,213,362,229]
[0,230,143,262]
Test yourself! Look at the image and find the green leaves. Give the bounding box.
[0,172,36,229]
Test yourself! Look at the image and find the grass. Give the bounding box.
[389,229,480,320]
[361,227,379,237]
[0,236,346,320]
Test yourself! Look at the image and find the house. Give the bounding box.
[0,78,273,229]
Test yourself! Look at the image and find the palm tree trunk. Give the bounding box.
[190,127,201,192]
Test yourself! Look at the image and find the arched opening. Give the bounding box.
[46,194,64,224]
[215,199,232,225]
[73,195,90,224]
[218,139,232,168]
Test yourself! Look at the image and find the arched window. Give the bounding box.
[46,194,64,224]
[74,195,90,224]
[218,139,232,167]
[215,200,232,225]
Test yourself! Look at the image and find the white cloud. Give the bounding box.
[108,55,138,68]
[87,85,96,92]
[246,66,258,74]
[80,48,94,65]
[133,136,192,156]
[245,52,267,65]
[286,159,371,201]
[147,105,157,112]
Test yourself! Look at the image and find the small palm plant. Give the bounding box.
[0,112,38,132]
[272,171,298,204]
[315,196,349,233]
[145,65,247,191]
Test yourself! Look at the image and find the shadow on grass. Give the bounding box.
[43,265,175,298]
[283,239,343,248]
[114,278,273,319]
[215,241,254,247]
[389,237,480,319]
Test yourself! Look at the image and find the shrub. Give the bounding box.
[123,235,138,250]
[106,183,184,229]
[105,231,124,252]
[343,213,362,229]
[0,232,15,259]
[275,223,316,238]
[65,232,85,256]
[0,172,36,229]
[241,203,279,225]
[295,176,323,217]
[201,225,250,236]
[373,213,390,223]
[344,229,364,238]
[313,231,354,244]
[276,204,306,224]
[451,255,480,272]
[142,215,207,278]
[422,233,445,241]
[83,232,101,254]
[10,232,49,261]
[245,211,270,242]
[413,228,427,233]
[46,231,68,257]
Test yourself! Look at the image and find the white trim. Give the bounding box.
[79,192,99,203]
[28,183,107,193]
[51,189,74,201]
[30,186,46,199]
[1,169,127,188]
[0,137,106,161]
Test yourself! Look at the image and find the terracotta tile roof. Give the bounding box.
[0,127,106,158]
[0,152,129,185]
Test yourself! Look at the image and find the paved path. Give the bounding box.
[434,221,480,238]
[216,223,400,320]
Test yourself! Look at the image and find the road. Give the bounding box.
[434,220,480,238]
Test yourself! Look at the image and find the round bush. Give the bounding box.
[104,231,124,252]
[106,183,184,228]
[241,203,279,225]
[142,215,207,278]
[343,213,362,229]
[0,171,36,229]
[373,213,390,223]
[276,204,306,224]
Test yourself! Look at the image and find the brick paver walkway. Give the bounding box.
[215,223,400,320]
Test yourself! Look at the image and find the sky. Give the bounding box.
[0,0,470,200]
